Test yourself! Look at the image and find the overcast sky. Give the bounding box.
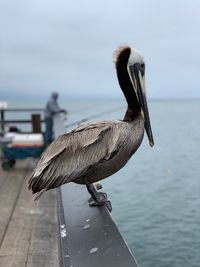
[0,0,200,99]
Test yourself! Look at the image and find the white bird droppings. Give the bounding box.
[83,224,90,229]
[60,224,67,238]
[89,247,98,254]
[64,254,70,258]
[60,229,67,238]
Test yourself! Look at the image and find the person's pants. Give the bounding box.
[45,118,53,144]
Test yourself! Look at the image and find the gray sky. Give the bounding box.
[0,0,200,99]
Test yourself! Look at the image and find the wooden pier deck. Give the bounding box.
[0,159,58,267]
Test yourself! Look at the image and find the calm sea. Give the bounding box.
[5,99,200,267]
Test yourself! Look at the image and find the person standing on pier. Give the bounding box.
[44,92,67,145]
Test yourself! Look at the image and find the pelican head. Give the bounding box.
[115,46,154,147]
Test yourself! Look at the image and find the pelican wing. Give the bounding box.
[29,121,122,195]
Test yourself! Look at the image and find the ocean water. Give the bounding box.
[4,99,200,267]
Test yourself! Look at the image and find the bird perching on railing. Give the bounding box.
[28,46,154,212]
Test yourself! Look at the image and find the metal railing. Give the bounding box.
[0,108,45,135]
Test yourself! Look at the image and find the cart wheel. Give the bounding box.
[9,159,16,166]
[2,160,13,170]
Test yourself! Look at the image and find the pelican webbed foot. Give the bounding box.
[86,184,112,212]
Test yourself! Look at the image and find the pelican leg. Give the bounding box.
[86,183,112,212]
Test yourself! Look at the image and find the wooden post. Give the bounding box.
[0,110,5,135]
[31,114,41,133]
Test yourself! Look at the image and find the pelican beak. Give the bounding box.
[129,64,154,147]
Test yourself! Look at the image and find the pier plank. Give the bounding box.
[0,161,27,246]
[26,190,58,267]
[0,160,58,267]
[0,161,36,267]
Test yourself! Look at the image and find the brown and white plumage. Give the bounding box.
[29,46,154,200]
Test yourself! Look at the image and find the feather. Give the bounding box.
[29,120,123,195]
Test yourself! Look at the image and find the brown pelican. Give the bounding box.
[29,46,154,212]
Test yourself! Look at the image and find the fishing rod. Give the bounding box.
[65,106,124,129]
[68,103,101,114]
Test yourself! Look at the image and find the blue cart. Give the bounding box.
[1,138,45,170]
